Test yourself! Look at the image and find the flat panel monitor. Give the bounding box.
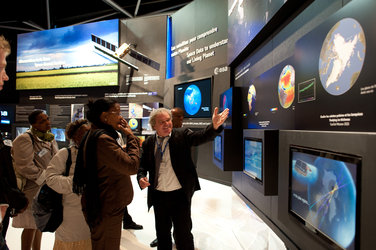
[174,77,212,118]
[0,105,15,125]
[141,117,154,135]
[16,19,119,90]
[289,145,361,250]
[127,118,141,134]
[15,127,29,138]
[213,135,222,162]
[51,128,66,142]
[243,137,263,182]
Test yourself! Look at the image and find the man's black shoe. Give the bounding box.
[123,221,143,230]
[150,238,158,247]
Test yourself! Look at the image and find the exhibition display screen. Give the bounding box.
[289,145,361,250]
[15,127,29,138]
[126,118,141,134]
[213,135,222,162]
[16,19,119,90]
[243,137,263,182]
[219,87,233,129]
[174,77,212,118]
[51,128,66,142]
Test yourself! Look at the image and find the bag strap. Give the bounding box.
[26,132,34,146]
[64,147,71,177]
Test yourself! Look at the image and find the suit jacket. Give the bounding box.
[83,127,140,217]
[137,124,223,209]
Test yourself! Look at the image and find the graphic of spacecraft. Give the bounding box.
[91,34,160,71]
[294,159,312,177]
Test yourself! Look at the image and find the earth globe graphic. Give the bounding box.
[128,118,138,130]
[247,84,256,112]
[184,84,202,115]
[319,18,366,96]
[278,65,295,108]
[306,157,356,248]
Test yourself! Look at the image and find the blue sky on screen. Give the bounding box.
[17,19,118,72]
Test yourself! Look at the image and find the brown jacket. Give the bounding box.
[93,129,140,216]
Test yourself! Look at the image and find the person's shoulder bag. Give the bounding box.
[32,147,72,232]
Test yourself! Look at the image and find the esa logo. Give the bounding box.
[214,66,228,75]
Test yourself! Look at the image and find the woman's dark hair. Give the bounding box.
[65,119,89,140]
[86,98,117,126]
[28,110,45,125]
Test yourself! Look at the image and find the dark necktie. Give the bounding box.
[154,137,164,188]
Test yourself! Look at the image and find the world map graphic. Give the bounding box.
[319,18,366,95]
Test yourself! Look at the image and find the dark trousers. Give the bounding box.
[153,189,194,250]
[1,210,9,238]
[122,206,133,225]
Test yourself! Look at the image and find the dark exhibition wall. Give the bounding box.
[231,0,376,249]
[164,0,232,185]
[2,0,376,249]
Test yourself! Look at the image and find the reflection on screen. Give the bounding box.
[244,138,262,181]
[290,147,359,249]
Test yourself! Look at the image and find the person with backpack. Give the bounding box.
[45,119,91,249]
[11,110,59,250]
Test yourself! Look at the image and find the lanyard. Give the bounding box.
[156,136,169,158]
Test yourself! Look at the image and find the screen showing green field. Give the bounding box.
[16,19,119,90]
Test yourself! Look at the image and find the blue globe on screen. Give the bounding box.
[184,84,202,115]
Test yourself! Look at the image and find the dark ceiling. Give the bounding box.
[0,0,193,34]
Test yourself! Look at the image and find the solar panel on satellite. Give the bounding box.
[91,34,160,71]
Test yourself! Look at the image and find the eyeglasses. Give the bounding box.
[109,111,121,116]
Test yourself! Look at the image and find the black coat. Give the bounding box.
[137,124,222,209]
[0,140,28,213]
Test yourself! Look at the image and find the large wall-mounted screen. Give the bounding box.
[289,145,360,250]
[174,77,212,118]
[16,19,119,90]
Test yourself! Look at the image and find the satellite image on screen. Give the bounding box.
[319,18,366,96]
[244,138,262,180]
[278,65,295,108]
[184,84,202,115]
[290,149,359,249]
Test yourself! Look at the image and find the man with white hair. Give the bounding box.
[138,107,228,250]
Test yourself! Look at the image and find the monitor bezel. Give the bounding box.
[243,136,263,183]
[288,144,361,250]
[173,76,213,119]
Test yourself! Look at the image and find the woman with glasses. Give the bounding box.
[73,99,140,250]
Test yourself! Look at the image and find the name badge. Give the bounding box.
[38,148,49,157]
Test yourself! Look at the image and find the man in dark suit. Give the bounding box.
[0,35,28,250]
[137,107,228,250]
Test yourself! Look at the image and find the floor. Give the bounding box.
[6,176,286,250]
